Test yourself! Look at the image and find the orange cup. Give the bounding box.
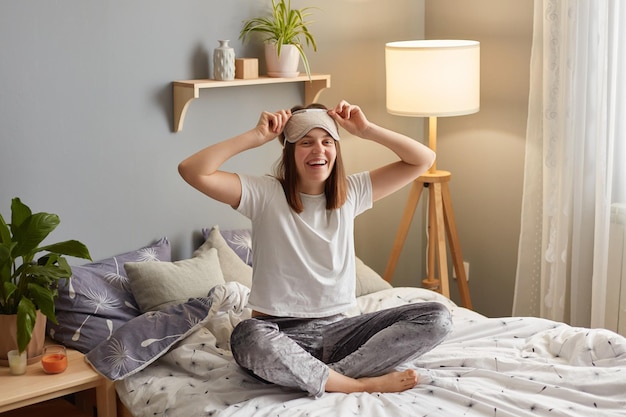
[41,345,68,374]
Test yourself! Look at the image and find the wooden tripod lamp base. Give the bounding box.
[383,169,473,309]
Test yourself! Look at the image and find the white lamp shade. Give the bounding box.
[385,40,480,117]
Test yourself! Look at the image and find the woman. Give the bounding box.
[178,100,452,397]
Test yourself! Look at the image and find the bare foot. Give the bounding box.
[325,369,419,394]
[359,369,419,393]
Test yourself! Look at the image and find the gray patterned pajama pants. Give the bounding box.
[230,301,452,397]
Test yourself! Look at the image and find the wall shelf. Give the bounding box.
[172,74,331,132]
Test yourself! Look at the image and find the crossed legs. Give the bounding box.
[230,302,452,397]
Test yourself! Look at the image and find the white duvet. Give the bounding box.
[116,286,626,417]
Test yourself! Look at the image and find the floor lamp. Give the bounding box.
[383,40,480,309]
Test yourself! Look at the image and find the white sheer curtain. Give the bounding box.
[513,0,626,328]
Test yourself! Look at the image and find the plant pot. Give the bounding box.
[265,43,300,78]
[0,311,47,366]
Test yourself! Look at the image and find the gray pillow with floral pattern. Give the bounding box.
[47,238,171,353]
[85,296,211,380]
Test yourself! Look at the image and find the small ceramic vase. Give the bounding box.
[213,40,235,81]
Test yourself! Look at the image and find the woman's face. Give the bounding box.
[293,128,337,194]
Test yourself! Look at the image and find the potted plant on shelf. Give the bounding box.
[239,0,318,79]
[0,198,91,364]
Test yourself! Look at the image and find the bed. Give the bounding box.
[47,227,626,417]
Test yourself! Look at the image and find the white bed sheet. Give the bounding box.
[115,287,626,417]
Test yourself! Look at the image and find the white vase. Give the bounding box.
[265,43,300,78]
[213,40,235,81]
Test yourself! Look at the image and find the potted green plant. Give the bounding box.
[0,198,91,361]
[239,0,317,79]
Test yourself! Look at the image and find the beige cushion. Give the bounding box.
[125,247,225,312]
[200,225,253,288]
[355,256,393,297]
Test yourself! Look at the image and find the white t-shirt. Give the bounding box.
[236,172,373,318]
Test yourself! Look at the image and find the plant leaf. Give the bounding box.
[16,297,36,353]
[0,210,11,245]
[10,198,32,231]
[12,212,60,258]
[25,262,72,283]
[0,242,12,276]
[39,240,92,261]
[27,281,56,320]
[0,281,18,313]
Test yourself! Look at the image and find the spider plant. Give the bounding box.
[239,0,318,79]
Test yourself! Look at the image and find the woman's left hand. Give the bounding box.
[328,100,371,138]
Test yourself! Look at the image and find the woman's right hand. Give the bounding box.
[255,109,292,143]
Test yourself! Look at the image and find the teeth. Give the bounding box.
[308,160,326,166]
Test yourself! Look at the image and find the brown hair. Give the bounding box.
[274,103,348,213]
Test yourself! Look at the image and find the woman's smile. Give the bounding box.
[295,128,337,193]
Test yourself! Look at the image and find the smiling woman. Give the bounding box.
[177,99,438,396]
[275,105,344,210]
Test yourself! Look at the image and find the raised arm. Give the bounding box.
[178,109,291,208]
[328,100,435,202]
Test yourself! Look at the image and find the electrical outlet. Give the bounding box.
[453,261,470,281]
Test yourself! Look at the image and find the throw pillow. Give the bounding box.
[125,247,225,312]
[48,237,171,353]
[219,228,253,266]
[201,225,253,288]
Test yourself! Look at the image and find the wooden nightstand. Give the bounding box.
[0,347,116,417]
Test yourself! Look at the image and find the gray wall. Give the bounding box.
[0,2,424,271]
[0,0,532,317]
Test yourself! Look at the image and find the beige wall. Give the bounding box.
[302,1,431,303]
[425,0,533,316]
